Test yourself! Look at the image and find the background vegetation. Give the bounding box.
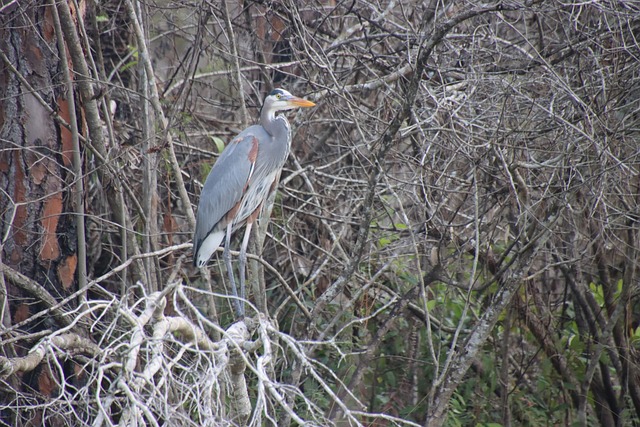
[1,0,639,426]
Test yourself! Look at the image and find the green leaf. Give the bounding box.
[615,278,624,299]
[211,136,226,154]
[120,60,138,73]
[589,282,604,307]
[378,237,391,248]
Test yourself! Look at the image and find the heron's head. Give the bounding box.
[262,88,315,114]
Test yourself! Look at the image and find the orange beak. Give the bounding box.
[289,97,316,108]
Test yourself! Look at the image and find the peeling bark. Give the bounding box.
[1,4,80,296]
[0,4,81,420]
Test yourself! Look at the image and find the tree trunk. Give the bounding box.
[0,3,79,424]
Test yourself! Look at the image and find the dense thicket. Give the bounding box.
[1,1,639,426]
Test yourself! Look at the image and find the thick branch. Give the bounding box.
[0,264,70,327]
[0,333,99,377]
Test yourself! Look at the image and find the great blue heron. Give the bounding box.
[193,88,315,318]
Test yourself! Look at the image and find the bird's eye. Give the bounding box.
[275,94,281,99]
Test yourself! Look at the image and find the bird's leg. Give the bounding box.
[239,206,262,317]
[223,223,243,319]
[238,220,253,317]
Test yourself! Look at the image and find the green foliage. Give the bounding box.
[631,326,640,348]
[210,136,226,154]
[375,222,408,249]
[199,161,212,182]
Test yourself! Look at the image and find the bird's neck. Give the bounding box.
[261,109,290,143]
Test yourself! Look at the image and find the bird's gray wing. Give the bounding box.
[193,130,260,253]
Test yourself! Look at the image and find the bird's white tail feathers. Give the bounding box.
[195,230,225,267]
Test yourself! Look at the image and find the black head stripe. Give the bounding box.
[269,88,286,97]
